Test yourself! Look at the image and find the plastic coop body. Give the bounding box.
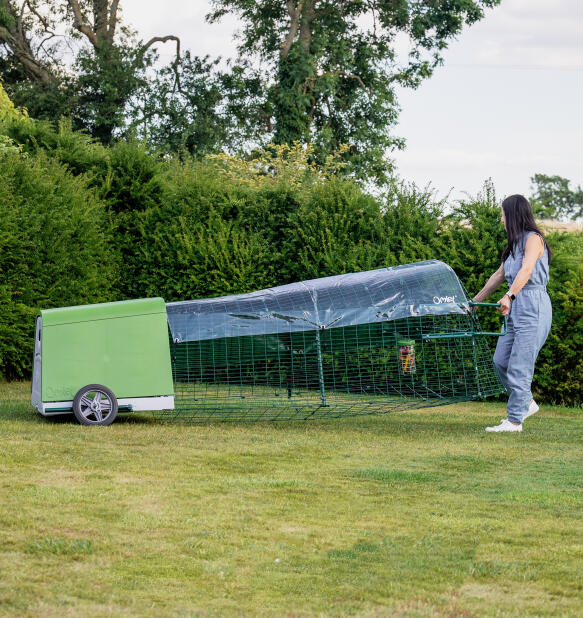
[31,260,506,425]
[32,298,174,419]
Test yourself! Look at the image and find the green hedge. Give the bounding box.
[535,233,583,406]
[0,149,117,379]
[0,114,581,405]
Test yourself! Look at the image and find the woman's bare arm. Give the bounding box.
[473,263,506,303]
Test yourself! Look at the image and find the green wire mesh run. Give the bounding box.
[165,317,501,422]
[161,261,505,422]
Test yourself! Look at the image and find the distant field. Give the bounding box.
[538,219,583,233]
[1,381,582,617]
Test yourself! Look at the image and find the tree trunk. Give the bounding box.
[0,0,57,84]
[274,0,317,144]
[69,0,119,48]
[280,1,302,59]
[298,0,315,52]
[92,0,110,41]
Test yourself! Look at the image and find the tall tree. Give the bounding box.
[128,53,268,157]
[208,0,500,183]
[0,0,180,141]
[530,173,583,221]
[0,0,59,84]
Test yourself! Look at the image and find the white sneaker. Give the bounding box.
[499,400,540,424]
[485,419,522,432]
[523,399,539,420]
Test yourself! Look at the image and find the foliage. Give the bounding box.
[382,181,445,264]
[0,78,30,153]
[0,76,25,119]
[530,173,583,220]
[0,148,116,379]
[280,178,388,280]
[2,115,108,177]
[125,149,445,303]
[0,131,18,153]
[129,52,265,157]
[281,179,443,282]
[73,42,152,143]
[0,106,162,210]
[535,232,583,406]
[436,181,506,328]
[208,0,501,184]
[0,101,581,404]
[0,109,169,304]
[128,157,286,301]
[128,143,355,300]
[0,56,77,122]
[209,141,349,189]
[2,1,503,177]
[0,0,179,142]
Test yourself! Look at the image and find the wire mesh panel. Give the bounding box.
[163,260,505,422]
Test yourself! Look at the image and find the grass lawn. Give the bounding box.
[1,381,582,617]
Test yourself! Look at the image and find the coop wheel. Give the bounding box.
[72,384,118,426]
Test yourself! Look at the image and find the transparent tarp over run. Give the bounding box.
[163,260,504,422]
[166,260,470,343]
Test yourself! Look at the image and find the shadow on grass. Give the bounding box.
[1,394,571,440]
[0,401,159,426]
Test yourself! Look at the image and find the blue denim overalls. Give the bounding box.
[493,232,552,424]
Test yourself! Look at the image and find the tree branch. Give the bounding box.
[338,71,371,95]
[68,0,98,47]
[0,1,56,84]
[280,0,303,59]
[108,0,120,42]
[136,34,181,66]
[0,24,12,45]
[134,35,181,92]
[25,0,55,35]
[17,1,26,45]
[92,0,108,42]
[37,33,60,57]
[366,0,378,37]
[24,2,60,59]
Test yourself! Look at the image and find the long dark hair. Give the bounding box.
[501,194,552,263]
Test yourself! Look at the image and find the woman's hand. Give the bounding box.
[497,294,511,316]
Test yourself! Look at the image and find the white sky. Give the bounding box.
[121,0,583,202]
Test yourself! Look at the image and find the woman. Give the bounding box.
[473,194,552,432]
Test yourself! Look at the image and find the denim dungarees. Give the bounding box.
[493,232,552,423]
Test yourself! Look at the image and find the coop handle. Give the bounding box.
[468,301,508,337]
[422,302,508,340]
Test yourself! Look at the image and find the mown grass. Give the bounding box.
[0,381,582,617]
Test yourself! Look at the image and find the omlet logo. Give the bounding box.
[433,295,455,304]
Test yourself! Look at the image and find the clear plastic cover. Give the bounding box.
[166,260,469,343]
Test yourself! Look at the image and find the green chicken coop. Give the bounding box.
[32,260,506,425]
[31,297,174,425]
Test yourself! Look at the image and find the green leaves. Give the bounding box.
[3,1,501,186]
[1,103,581,406]
[530,173,583,221]
[209,0,501,183]
[0,5,16,29]
[536,233,583,406]
[0,149,117,378]
[74,42,149,143]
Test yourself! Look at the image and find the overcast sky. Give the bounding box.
[121,0,583,202]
